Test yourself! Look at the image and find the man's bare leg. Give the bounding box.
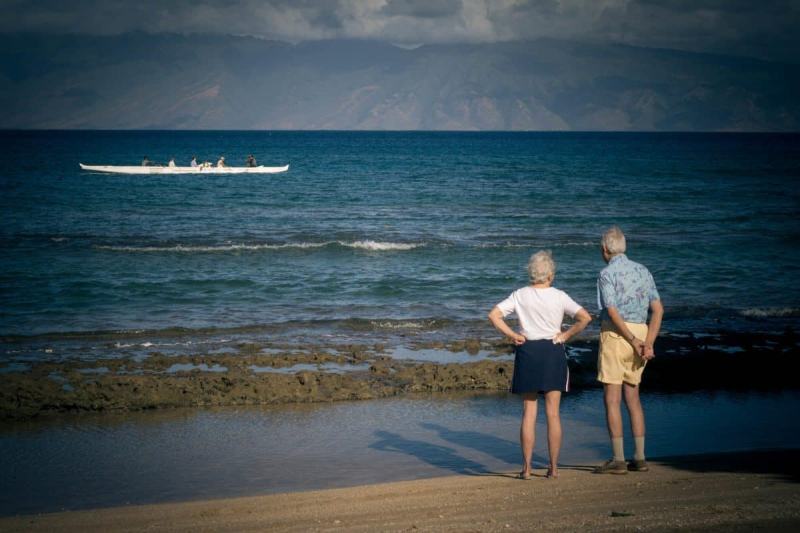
[603,383,625,461]
[623,382,646,461]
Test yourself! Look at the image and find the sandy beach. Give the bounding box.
[2,449,798,532]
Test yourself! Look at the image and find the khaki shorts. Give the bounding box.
[597,321,649,385]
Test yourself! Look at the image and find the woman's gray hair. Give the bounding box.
[601,226,627,254]
[527,250,556,284]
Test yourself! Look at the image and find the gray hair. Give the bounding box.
[601,226,627,254]
[527,250,556,284]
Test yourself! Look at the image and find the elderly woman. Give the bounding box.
[488,251,591,480]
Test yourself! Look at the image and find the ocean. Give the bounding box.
[1,131,798,355]
[3,388,800,515]
[2,131,800,515]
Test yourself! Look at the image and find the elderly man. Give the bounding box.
[595,227,663,475]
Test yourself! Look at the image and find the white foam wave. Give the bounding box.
[340,240,420,251]
[114,340,197,348]
[93,241,420,252]
[370,320,435,329]
[473,242,594,249]
[473,243,530,249]
[740,308,799,318]
[94,243,328,253]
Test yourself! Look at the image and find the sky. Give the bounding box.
[3,0,799,63]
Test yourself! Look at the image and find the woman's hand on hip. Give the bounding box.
[552,332,568,344]
[512,333,527,345]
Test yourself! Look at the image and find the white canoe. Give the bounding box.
[79,164,289,174]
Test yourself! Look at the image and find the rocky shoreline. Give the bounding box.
[2,330,798,420]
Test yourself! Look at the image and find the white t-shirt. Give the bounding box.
[496,286,583,341]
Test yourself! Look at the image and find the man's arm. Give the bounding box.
[605,306,646,356]
[642,300,663,360]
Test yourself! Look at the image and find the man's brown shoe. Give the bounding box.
[627,459,650,472]
[594,459,628,475]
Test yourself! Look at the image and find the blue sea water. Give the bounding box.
[1,131,799,356]
[3,388,800,515]
[2,131,800,516]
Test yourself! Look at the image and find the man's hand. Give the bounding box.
[641,344,655,361]
[631,338,645,356]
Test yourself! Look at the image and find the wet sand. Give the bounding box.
[3,331,798,420]
[2,449,798,532]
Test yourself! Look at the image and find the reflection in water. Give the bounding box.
[248,362,372,374]
[1,388,799,516]
[385,346,512,364]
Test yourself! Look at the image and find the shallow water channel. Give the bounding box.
[2,388,800,516]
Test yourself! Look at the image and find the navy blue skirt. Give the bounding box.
[511,339,569,394]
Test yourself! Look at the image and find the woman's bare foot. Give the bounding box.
[546,468,559,479]
[518,470,532,480]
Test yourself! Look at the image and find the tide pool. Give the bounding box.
[2,388,799,516]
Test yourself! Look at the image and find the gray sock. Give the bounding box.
[634,436,645,461]
[612,437,625,462]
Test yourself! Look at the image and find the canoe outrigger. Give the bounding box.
[79,164,289,174]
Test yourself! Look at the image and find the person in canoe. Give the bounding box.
[190,156,198,168]
[246,155,257,168]
[168,157,176,168]
[217,156,228,168]
[142,156,152,166]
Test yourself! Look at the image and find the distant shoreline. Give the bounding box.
[4,129,800,133]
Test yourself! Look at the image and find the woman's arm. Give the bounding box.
[488,306,526,345]
[553,308,592,344]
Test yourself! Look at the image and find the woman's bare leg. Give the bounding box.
[519,392,538,477]
[544,390,562,477]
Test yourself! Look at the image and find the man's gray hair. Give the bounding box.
[601,226,627,254]
[527,250,556,284]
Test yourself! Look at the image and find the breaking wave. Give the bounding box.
[90,240,596,253]
[740,308,800,318]
[472,241,594,249]
[341,240,420,251]
[93,241,422,253]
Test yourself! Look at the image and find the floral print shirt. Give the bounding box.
[597,254,660,323]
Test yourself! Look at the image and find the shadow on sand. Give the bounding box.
[653,448,800,483]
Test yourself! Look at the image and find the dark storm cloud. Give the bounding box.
[594,0,800,63]
[2,0,798,62]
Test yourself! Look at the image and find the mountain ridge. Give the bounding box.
[1,33,798,131]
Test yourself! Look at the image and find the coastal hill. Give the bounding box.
[1,33,798,131]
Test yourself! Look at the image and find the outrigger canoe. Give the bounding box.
[79,164,289,174]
